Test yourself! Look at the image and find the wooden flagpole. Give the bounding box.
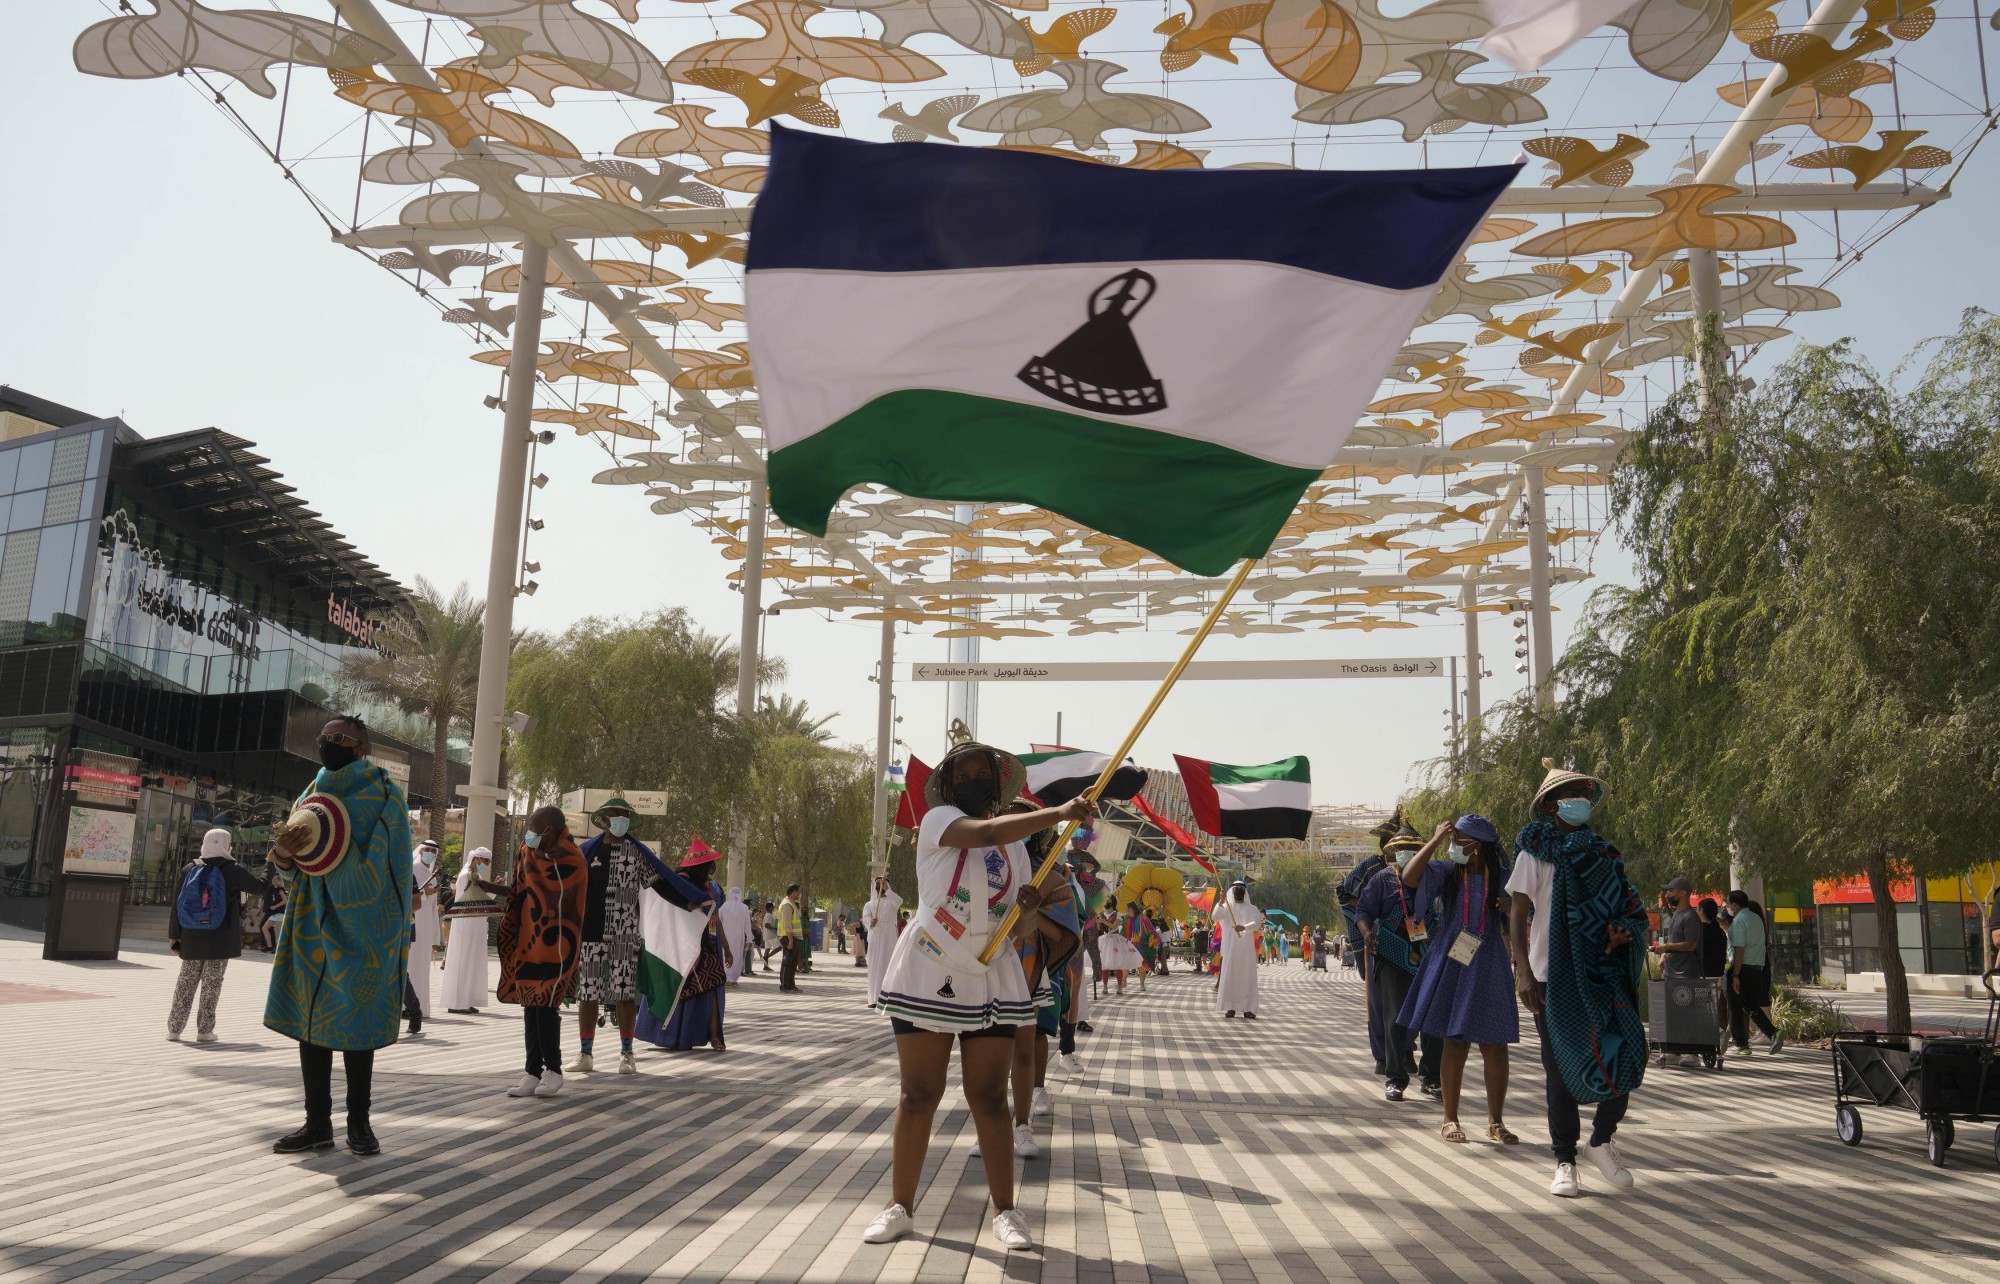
[979,555,1259,965]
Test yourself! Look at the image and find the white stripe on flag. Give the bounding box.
[1216,778,1314,811]
[1479,0,1640,72]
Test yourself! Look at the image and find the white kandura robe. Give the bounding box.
[407,851,442,1018]
[861,885,903,1006]
[1214,896,1264,1015]
[719,889,753,983]
[440,864,491,1010]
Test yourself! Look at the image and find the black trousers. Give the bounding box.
[1729,966,1779,1047]
[1374,963,1421,1086]
[523,1005,563,1076]
[1534,1009,1629,1163]
[779,938,804,990]
[300,1042,374,1129]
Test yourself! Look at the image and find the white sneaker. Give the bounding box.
[196,1032,219,1044]
[862,1203,914,1244]
[1585,1139,1634,1189]
[991,1209,1033,1250]
[534,1071,565,1098]
[567,1053,594,1073]
[969,1136,981,1158]
[1550,1163,1581,1198]
[1060,1053,1085,1074]
[1678,1054,1702,1069]
[1031,1087,1053,1117]
[1014,1123,1040,1159]
[618,1051,637,1075]
[507,1074,540,1097]
[166,1031,183,1042]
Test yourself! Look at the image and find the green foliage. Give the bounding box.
[342,577,483,842]
[1773,986,1849,1044]
[506,609,757,853]
[757,693,837,744]
[1253,852,1339,935]
[747,736,874,906]
[1413,311,2000,1031]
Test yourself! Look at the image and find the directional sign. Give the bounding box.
[907,658,1444,682]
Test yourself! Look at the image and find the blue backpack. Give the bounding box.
[176,862,229,932]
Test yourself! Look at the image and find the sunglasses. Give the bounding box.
[319,732,363,749]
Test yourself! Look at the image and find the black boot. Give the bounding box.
[407,1013,423,1035]
[347,1118,381,1156]
[273,1122,334,1154]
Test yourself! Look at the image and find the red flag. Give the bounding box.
[894,755,932,829]
[1133,796,1216,873]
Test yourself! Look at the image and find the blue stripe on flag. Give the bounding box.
[748,126,1520,290]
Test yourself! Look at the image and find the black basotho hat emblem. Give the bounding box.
[1017,269,1167,415]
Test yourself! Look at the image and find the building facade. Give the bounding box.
[0,388,466,930]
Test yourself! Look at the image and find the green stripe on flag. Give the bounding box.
[1208,756,1311,786]
[635,948,685,1018]
[768,391,1319,577]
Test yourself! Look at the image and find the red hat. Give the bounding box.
[680,835,719,869]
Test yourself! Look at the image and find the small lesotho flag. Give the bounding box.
[746,126,1519,575]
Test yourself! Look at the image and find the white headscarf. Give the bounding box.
[200,828,232,861]
[455,845,492,898]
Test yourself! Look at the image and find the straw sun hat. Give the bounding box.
[923,742,1027,809]
[1532,757,1607,809]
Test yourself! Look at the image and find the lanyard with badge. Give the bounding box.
[1447,869,1484,966]
[1396,877,1427,946]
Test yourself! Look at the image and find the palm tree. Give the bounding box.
[757,693,836,744]
[344,577,484,842]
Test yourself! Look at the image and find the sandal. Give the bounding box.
[1440,1121,1468,1144]
[1486,1121,1519,1145]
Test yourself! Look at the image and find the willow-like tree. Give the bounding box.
[343,577,483,843]
[1416,312,2000,1033]
[748,736,874,909]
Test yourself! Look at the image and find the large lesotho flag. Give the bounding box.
[747,126,1519,575]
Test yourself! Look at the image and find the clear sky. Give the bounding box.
[5,6,1995,807]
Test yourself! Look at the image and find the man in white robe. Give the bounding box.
[1215,881,1264,1019]
[441,846,492,1012]
[719,887,754,984]
[861,874,903,1006]
[404,838,443,1033]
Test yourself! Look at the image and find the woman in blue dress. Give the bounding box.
[1398,814,1519,1145]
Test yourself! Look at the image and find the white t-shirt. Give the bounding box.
[873,804,1036,1031]
[1505,852,1554,982]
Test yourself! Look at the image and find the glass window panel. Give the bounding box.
[29,522,78,624]
[0,497,12,530]
[86,429,105,479]
[43,482,84,526]
[15,440,53,491]
[0,529,40,624]
[0,450,17,495]
[8,490,44,532]
[50,435,89,486]
[66,520,91,620]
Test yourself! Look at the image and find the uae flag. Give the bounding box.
[1019,748,1148,807]
[636,884,711,1023]
[1174,754,1312,841]
[747,127,1517,575]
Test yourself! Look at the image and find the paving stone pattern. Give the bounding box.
[2,935,1996,1284]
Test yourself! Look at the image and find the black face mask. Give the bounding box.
[319,742,359,771]
[951,777,998,817]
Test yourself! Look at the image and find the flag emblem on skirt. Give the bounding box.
[746,127,1519,575]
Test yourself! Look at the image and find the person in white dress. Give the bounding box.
[719,887,753,984]
[404,839,442,1034]
[1215,881,1264,1019]
[861,874,903,1006]
[862,742,1090,1254]
[441,847,493,1012]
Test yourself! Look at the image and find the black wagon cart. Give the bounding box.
[1831,969,2000,1167]
[1649,977,1727,1070]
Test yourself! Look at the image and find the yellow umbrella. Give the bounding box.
[1113,862,1190,923]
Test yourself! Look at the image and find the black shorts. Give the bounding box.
[891,1018,1019,1041]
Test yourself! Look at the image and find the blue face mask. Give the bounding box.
[1555,797,1594,825]
[523,830,543,850]
[608,817,631,838]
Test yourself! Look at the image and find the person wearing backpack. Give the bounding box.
[168,828,264,1043]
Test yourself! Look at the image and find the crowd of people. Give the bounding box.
[163,720,1812,1252]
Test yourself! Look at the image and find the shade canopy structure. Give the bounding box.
[64,0,1996,664]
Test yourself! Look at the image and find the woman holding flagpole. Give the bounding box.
[863,742,1089,1252]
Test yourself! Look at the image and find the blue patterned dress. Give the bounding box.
[1398,861,1519,1046]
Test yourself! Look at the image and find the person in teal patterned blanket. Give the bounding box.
[264,715,413,1158]
[1506,758,1648,1200]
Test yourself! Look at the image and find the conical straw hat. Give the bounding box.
[1532,757,1606,808]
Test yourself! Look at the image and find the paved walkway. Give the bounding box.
[2,933,1996,1284]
